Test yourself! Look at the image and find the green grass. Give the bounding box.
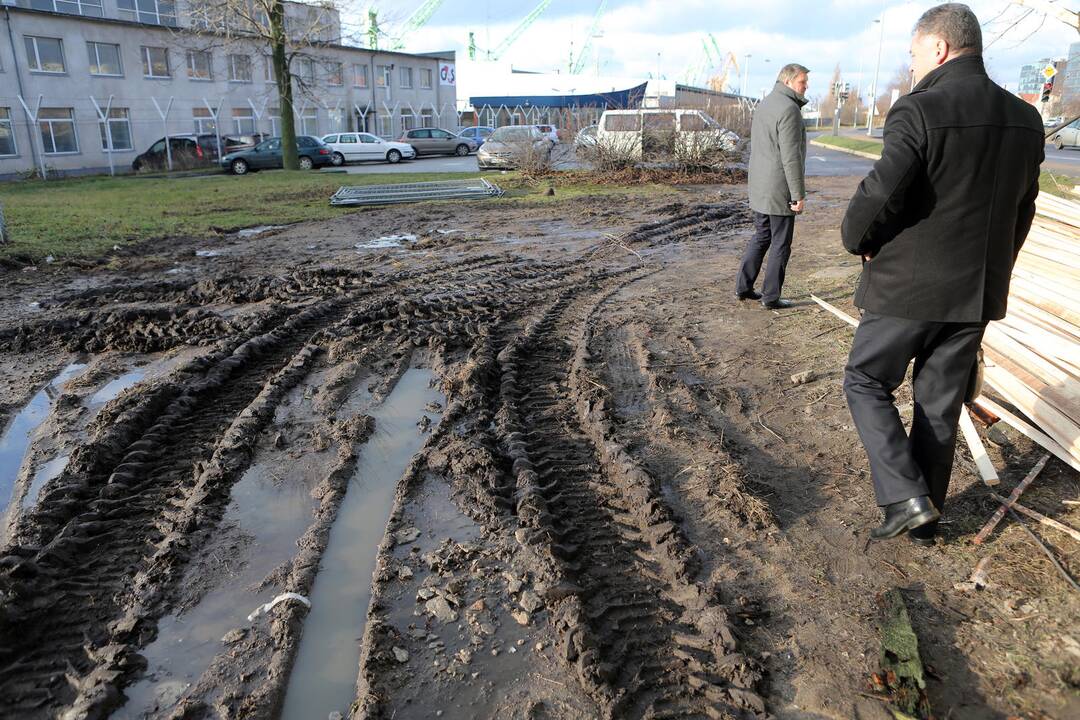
[0,169,673,262]
[811,135,883,156]
[1038,170,1080,199]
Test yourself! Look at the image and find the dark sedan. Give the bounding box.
[221,135,334,174]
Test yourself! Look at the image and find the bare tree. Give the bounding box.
[185,0,342,169]
[876,62,913,118]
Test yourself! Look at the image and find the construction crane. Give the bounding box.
[367,8,381,51]
[570,0,607,75]
[390,0,446,51]
[470,0,553,62]
[707,50,740,94]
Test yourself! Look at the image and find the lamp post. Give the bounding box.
[854,19,879,128]
[743,53,751,97]
[866,4,885,136]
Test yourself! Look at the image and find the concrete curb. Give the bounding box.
[809,139,882,161]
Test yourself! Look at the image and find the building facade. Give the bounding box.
[1062,41,1080,113]
[0,1,457,177]
[1018,58,1051,96]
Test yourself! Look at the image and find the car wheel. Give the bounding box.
[231,159,249,175]
[455,144,470,156]
[1055,137,1065,150]
[298,156,314,170]
[387,149,402,164]
[331,152,345,166]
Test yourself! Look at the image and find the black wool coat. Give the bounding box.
[841,55,1044,323]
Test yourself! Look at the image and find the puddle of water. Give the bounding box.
[0,362,86,514]
[280,368,442,720]
[21,455,69,509]
[114,459,326,719]
[90,368,148,405]
[194,250,221,258]
[235,225,285,238]
[355,234,417,250]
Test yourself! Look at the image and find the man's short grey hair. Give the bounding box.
[777,63,810,83]
[914,3,982,55]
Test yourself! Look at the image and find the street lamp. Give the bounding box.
[743,53,752,97]
[855,19,879,128]
[866,3,885,136]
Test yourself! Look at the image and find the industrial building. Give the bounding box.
[0,1,457,177]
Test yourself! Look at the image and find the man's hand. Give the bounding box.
[790,198,805,214]
[863,252,875,261]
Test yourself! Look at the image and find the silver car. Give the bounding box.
[1050,118,1080,149]
[477,126,553,170]
[399,128,477,157]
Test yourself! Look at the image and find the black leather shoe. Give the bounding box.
[870,496,940,541]
[735,290,762,301]
[761,298,793,309]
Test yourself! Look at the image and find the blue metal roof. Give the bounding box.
[470,82,648,109]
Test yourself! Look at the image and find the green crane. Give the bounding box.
[367,8,380,50]
[487,0,553,61]
[390,0,446,51]
[570,0,607,75]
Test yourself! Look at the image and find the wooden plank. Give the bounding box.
[973,454,1051,544]
[982,365,1080,465]
[810,294,859,328]
[973,396,1080,473]
[990,493,1080,544]
[983,348,1080,426]
[959,409,1000,486]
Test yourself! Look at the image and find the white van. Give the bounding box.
[595,108,738,158]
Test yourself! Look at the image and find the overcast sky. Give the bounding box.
[351,0,1077,99]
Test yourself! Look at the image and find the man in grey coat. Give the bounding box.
[736,63,809,309]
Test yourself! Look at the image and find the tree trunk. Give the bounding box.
[271,0,298,170]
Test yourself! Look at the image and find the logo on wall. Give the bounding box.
[439,64,456,86]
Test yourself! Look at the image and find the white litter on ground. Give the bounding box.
[195,250,220,257]
[247,592,311,622]
[355,234,417,250]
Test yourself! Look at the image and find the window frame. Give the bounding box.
[87,41,123,77]
[38,107,80,155]
[116,0,177,27]
[232,107,256,135]
[0,108,17,157]
[25,36,66,74]
[141,45,170,78]
[399,66,413,89]
[192,107,217,135]
[186,49,213,81]
[300,107,318,136]
[353,63,368,88]
[98,107,133,152]
[326,61,343,87]
[420,68,433,89]
[228,54,252,83]
[376,65,391,88]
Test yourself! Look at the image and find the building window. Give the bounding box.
[87,41,122,77]
[228,54,252,83]
[268,108,280,136]
[295,57,315,85]
[99,107,133,151]
[420,109,434,128]
[193,107,216,134]
[117,0,177,27]
[326,62,343,86]
[187,50,213,80]
[300,107,318,136]
[25,36,66,74]
[39,108,79,154]
[328,108,345,132]
[402,113,416,131]
[376,65,391,88]
[377,114,392,137]
[141,46,169,78]
[399,67,413,89]
[232,107,255,135]
[0,108,16,156]
[353,63,368,88]
[420,68,433,89]
[30,0,104,17]
[264,55,275,83]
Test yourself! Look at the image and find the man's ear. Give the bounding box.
[936,37,950,64]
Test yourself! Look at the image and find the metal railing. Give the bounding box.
[329,178,504,206]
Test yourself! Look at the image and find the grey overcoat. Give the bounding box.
[748,83,808,216]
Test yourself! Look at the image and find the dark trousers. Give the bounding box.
[843,312,985,527]
[736,211,795,303]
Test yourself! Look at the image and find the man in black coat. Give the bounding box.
[840,3,1044,544]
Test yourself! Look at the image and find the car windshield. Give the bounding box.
[491,127,534,142]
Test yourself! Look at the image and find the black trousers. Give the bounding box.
[843,312,986,524]
[736,211,795,303]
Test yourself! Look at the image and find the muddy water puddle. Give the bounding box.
[280,368,442,720]
[0,362,86,515]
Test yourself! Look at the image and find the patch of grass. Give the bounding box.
[0,168,683,262]
[1038,170,1080,199]
[812,135,883,156]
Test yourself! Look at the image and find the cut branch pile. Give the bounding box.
[975,192,1080,471]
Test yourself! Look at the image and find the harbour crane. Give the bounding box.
[468,0,553,61]
[570,0,608,75]
[390,0,447,51]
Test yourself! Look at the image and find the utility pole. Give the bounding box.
[743,54,751,97]
[866,3,885,136]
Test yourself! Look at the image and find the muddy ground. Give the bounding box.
[0,176,1077,720]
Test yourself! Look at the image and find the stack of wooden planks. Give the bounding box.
[974,191,1080,473]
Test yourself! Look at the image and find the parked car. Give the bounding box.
[457,126,495,147]
[535,124,559,144]
[399,128,477,156]
[477,125,553,170]
[1050,118,1080,149]
[321,132,416,165]
[220,135,334,174]
[574,125,598,149]
[595,108,738,159]
[132,133,251,171]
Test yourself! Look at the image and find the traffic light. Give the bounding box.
[1041,80,1053,103]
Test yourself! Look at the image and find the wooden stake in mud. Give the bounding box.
[990,493,1080,544]
[958,409,1000,486]
[973,453,1050,544]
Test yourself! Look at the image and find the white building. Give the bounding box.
[0,1,457,177]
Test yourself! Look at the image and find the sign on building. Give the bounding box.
[439,63,456,86]
[1043,63,1058,80]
